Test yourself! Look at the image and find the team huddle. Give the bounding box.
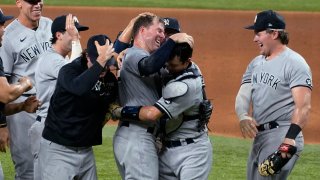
[0,0,312,180]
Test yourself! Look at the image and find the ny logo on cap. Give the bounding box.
[73,16,79,23]
[254,15,257,23]
[163,19,170,26]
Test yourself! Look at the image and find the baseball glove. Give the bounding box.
[258,143,297,176]
[198,99,213,131]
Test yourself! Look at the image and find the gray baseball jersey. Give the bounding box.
[155,63,212,179]
[241,47,312,179]
[0,17,52,179]
[30,47,68,180]
[35,47,68,118]
[242,47,312,125]
[1,17,52,94]
[113,46,160,180]
[118,46,159,107]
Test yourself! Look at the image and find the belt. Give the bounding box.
[164,138,195,148]
[120,121,155,134]
[257,121,279,132]
[21,94,36,97]
[183,114,200,121]
[36,116,42,122]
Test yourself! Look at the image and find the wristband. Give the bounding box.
[114,39,130,54]
[285,123,302,139]
[121,106,142,121]
[239,114,253,121]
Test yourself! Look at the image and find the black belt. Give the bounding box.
[183,114,200,121]
[164,138,195,148]
[257,121,279,132]
[21,94,36,97]
[36,116,42,122]
[120,121,155,134]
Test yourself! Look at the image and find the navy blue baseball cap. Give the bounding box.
[0,9,14,24]
[51,15,89,35]
[245,10,286,32]
[23,0,42,5]
[87,34,117,68]
[162,17,181,32]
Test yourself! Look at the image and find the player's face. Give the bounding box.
[253,30,276,57]
[18,0,44,22]
[60,31,73,53]
[142,19,165,53]
[166,56,190,75]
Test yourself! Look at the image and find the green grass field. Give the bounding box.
[1,126,320,180]
[1,0,320,12]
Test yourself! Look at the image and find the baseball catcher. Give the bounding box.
[259,143,297,176]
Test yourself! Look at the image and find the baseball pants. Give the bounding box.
[113,122,159,180]
[7,95,36,180]
[159,134,213,180]
[39,137,97,180]
[28,120,45,180]
[0,162,3,180]
[247,125,304,180]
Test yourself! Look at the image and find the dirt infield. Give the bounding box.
[2,6,320,143]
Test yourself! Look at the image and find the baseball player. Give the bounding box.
[235,10,312,179]
[113,42,213,179]
[0,0,52,178]
[39,34,117,179]
[0,8,38,179]
[112,13,193,179]
[30,14,88,180]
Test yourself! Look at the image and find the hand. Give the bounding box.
[239,119,258,138]
[116,49,127,70]
[169,33,194,48]
[0,127,9,153]
[280,138,296,158]
[111,107,123,120]
[18,77,32,92]
[95,40,114,67]
[22,96,41,113]
[66,14,80,41]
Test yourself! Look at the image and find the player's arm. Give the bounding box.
[66,14,82,61]
[59,40,114,96]
[282,86,311,147]
[3,96,40,116]
[235,83,258,138]
[138,33,194,76]
[0,76,32,104]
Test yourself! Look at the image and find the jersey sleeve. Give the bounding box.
[0,36,15,76]
[287,58,312,89]
[241,56,261,85]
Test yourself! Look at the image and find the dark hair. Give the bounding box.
[169,43,193,63]
[132,15,163,39]
[266,29,289,45]
[50,30,65,44]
